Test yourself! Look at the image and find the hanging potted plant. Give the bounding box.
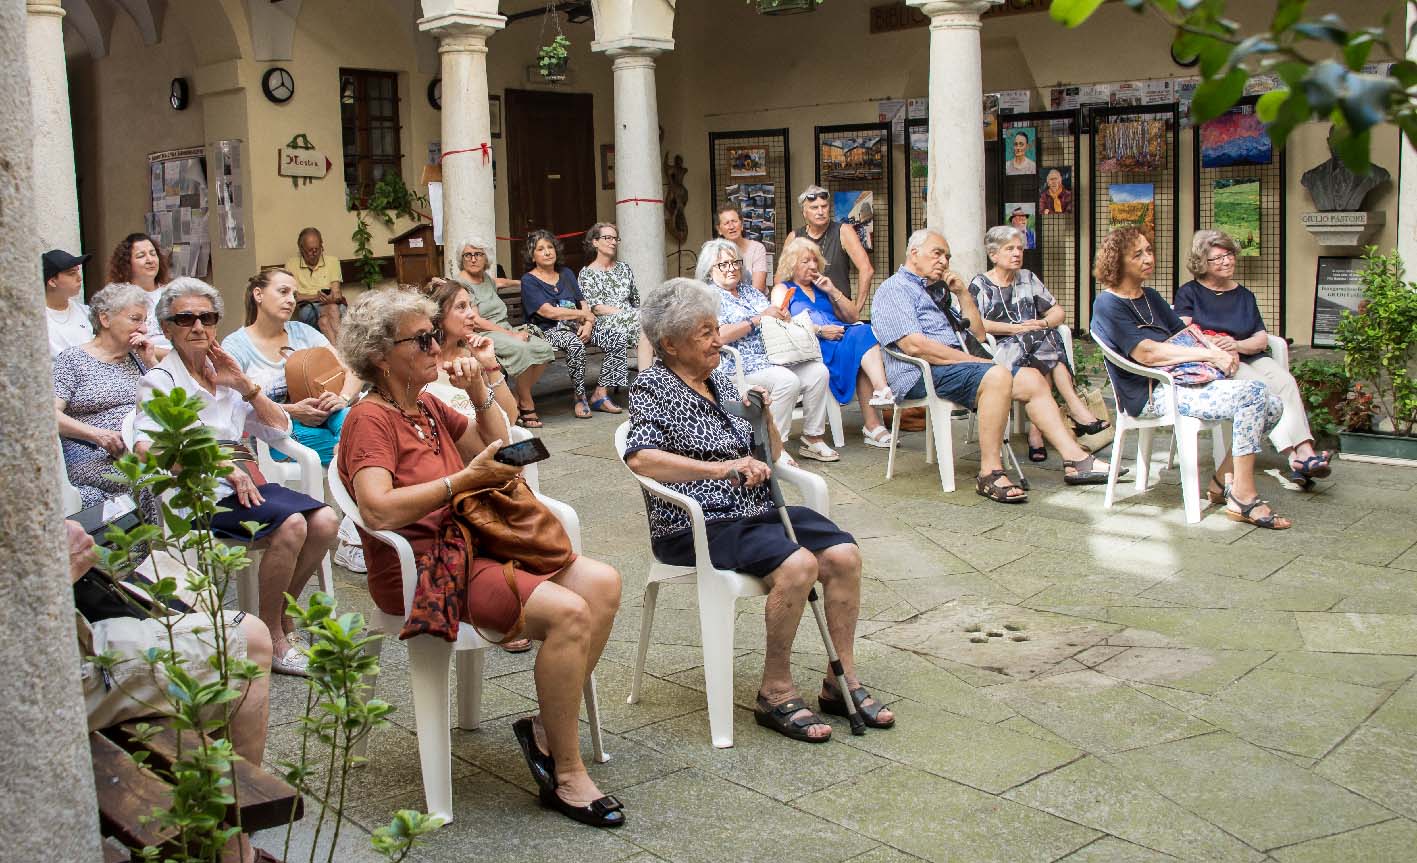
[1333,246,1417,463]
[538,34,571,82]
[750,0,823,14]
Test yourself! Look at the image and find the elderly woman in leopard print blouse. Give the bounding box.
[625,277,894,744]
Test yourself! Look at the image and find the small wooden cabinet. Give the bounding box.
[390,224,443,287]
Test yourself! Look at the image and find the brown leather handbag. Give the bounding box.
[402,476,575,644]
[281,346,347,403]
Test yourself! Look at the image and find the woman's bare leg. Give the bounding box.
[515,363,548,414]
[1050,364,1099,425]
[856,369,883,431]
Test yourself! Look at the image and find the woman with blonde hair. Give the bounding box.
[1175,230,1331,486]
[770,237,893,447]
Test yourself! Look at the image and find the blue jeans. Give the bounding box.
[904,362,994,410]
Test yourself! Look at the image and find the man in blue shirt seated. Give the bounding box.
[871,229,1116,503]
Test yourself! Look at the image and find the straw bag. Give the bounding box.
[759,311,822,366]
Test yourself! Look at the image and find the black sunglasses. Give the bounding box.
[166,311,220,327]
[393,328,442,353]
[801,192,829,202]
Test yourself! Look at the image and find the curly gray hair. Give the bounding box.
[88,282,150,332]
[449,236,496,278]
[984,225,1026,261]
[694,238,742,285]
[155,277,223,323]
[640,278,719,360]
[338,288,437,382]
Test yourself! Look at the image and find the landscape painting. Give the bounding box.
[1213,177,1261,256]
[1200,111,1273,168]
[820,136,885,181]
[1108,183,1155,239]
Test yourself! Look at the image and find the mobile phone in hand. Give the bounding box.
[493,437,551,467]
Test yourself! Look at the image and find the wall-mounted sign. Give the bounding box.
[279,133,330,188]
[1312,256,1364,348]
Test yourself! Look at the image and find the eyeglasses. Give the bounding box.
[714,260,743,272]
[1207,251,1236,264]
[166,311,220,327]
[392,328,442,353]
[801,192,829,203]
[461,251,486,259]
[597,235,621,243]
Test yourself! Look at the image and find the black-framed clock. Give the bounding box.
[169,77,190,111]
[261,67,295,104]
[428,78,442,110]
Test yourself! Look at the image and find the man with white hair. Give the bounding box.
[870,229,1115,503]
[786,185,875,314]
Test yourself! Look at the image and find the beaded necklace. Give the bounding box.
[376,389,441,454]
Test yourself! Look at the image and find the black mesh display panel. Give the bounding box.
[999,109,1082,329]
[907,117,928,234]
[1192,99,1287,335]
[1088,104,1181,307]
[708,128,792,277]
[814,122,895,319]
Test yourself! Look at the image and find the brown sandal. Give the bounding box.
[976,469,1027,504]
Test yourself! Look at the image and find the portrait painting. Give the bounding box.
[1038,166,1073,215]
[1004,202,1037,249]
[1004,127,1037,176]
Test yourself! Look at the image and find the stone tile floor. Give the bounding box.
[257,397,1417,863]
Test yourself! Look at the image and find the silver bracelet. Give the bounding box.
[478,377,504,410]
[442,476,454,502]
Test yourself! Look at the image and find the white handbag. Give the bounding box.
[759,310,823,366]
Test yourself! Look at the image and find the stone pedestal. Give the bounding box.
[2,3,103,860]
[908,0,1001,278]
[419,10,505,277]
[594,37,674,294]
[1301,211,1386,247]
[26,0,82,254]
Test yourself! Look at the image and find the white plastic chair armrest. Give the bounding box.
[773,455,830,517]
[265,434,323,499]
[1266,334,1289,368]
[720,345,747,393]
[537,493,583,554]
[1058,324,1075,368]
[1091,330,1180,420]
[882,345,932,376]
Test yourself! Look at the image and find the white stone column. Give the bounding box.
[1,2,103,860]
[1399,2,1417,269]
[595,38,674,293]
[26,0,82,254]
[909,0,1000,278]
[419,10,505,276]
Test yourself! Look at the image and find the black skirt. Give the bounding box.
[652,506,855,577]
[210,483,326,541]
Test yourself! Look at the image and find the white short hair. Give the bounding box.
[907,228,944,254]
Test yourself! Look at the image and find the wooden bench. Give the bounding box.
[91,721,303,857]
[498,285,608,363]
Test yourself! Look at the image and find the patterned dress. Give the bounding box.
[578,261,641,344]
[53,346,146,509]
[968,269,1070,375]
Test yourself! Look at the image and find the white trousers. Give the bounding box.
[1234,356,1313,453]
[744,360,831,440]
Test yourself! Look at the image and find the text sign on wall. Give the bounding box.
[870,1,1085,34]
[1312,256,1364,348]
[278,147,332,179]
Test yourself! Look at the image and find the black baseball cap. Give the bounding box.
[42,249,90,281]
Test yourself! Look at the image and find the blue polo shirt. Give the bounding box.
[870,266,963,399]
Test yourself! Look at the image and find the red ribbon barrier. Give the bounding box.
[440,143,492,165]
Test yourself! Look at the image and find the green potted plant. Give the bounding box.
[1333,246,1417,462]
[538,34,570,81]
[750,0,823,14]
[349,172,428,289]
[1291,357,1348,447]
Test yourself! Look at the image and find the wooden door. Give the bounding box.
[505,89,597,275]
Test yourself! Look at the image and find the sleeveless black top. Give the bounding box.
[793,220,852,299]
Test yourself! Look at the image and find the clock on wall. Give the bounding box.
[1170,42,1200,68]
[261,67,295,104]
[169,77,190,111]
[428,78,442,110]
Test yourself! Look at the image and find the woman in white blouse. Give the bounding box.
[135,278,340,675]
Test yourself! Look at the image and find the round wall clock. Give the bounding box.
[1170,42,1200,68]
[169,77,190,111]
[428,78,442,110]
[262,67,295,104]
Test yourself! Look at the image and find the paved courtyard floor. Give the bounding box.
[259,395,1417,863]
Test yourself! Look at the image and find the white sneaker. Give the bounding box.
[338,515,360,544]
[334,540,366,573]
[862,426,893,448]
[868,387,895,407]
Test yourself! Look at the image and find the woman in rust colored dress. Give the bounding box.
[335,288,625,828]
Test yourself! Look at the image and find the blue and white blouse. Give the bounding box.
[714,282,774,376]
[625,362,773,540]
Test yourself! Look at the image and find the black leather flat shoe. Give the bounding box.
[538,786,626,828]
[511,717,556,793]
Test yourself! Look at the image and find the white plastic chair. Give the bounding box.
[721,345,845,448]
[57,438,83,516]
[613,420,830,748]
[330,444,606,822]
[1091,335,1229,523]
[122,409,336,608]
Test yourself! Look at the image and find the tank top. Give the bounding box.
[794,220,852,299]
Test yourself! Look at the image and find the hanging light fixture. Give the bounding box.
[340,76,356,105]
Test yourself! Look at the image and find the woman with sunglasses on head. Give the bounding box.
[520,229,629,419]
[579,222,653,382]
[335,288,626,827]
[448,237,556,428]
[134,278,340,675]
[1176,230,1332,488]
[786,185,875,316]
[105,232,173,359]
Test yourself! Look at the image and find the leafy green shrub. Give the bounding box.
[1335,247,1417,436]
[1290,357,1348,437]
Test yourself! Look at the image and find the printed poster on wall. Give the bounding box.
[147,146,210,277]
[1313,256,1364,348]
[215,139,246,250]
